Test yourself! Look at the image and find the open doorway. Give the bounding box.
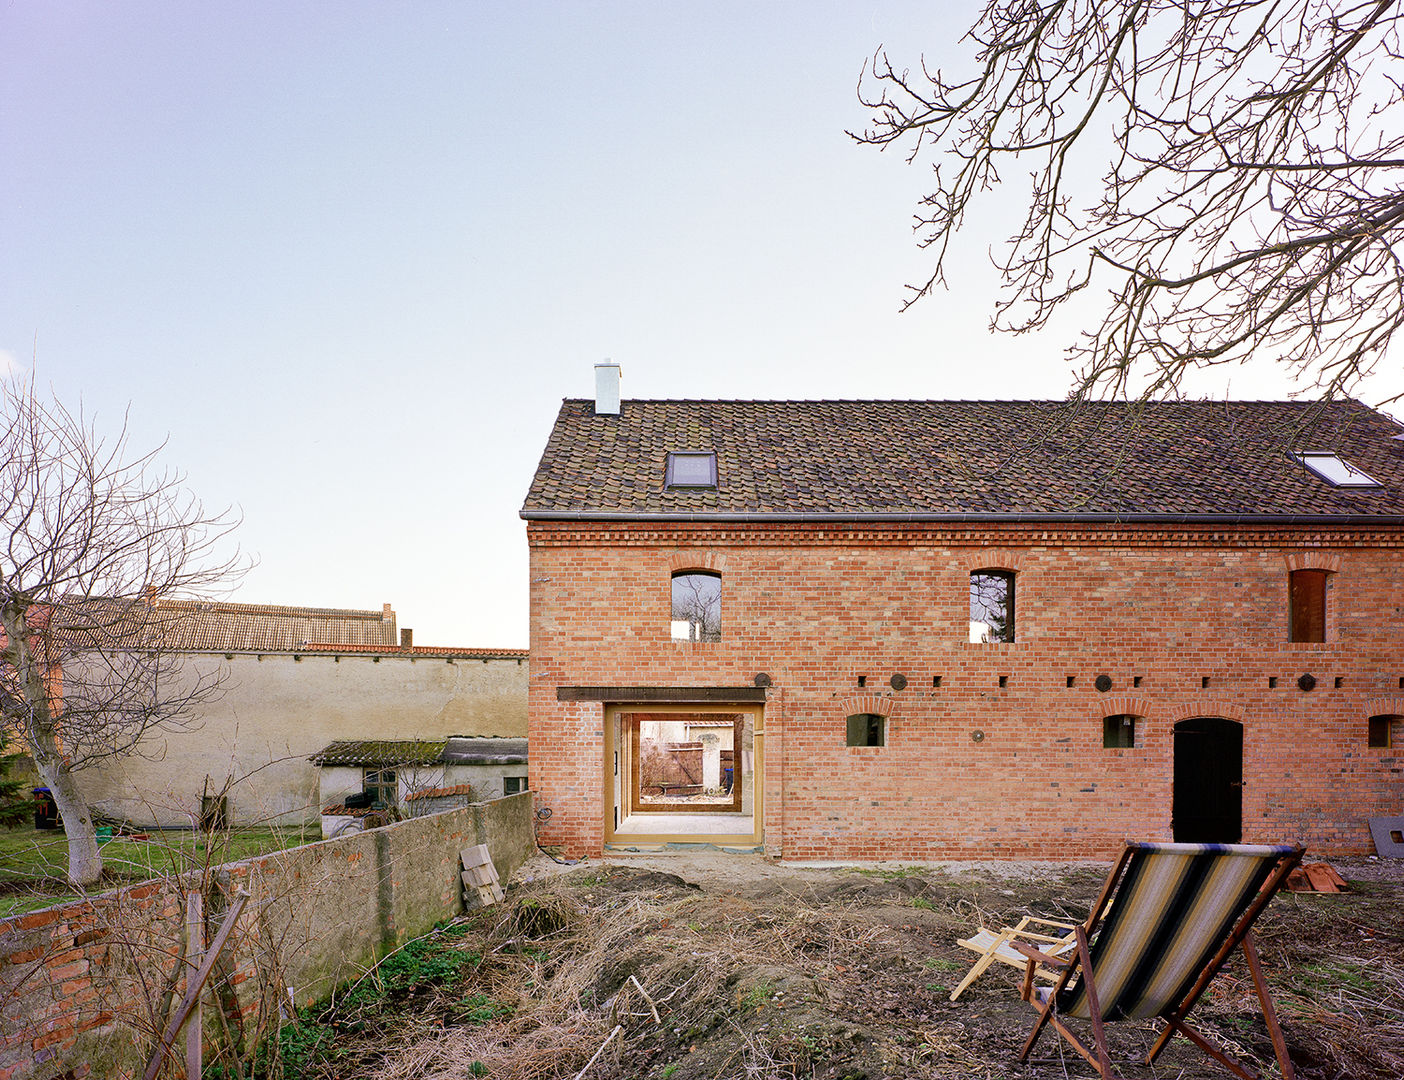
[1173,716,1243,843]
[606,704,761,845]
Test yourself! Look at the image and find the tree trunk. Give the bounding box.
[30,724,103,887]
[1,603,104,888]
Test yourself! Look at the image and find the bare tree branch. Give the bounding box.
[0,373,247,885]
[853,0,1404,403]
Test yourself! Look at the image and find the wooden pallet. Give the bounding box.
[461,844,505,909]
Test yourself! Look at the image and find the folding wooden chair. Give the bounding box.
[948,915,1079,1002]
[1013,841,1304,1080]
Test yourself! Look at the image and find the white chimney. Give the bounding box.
[594,361,621,415]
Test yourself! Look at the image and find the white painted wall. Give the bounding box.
[79,651,527,826]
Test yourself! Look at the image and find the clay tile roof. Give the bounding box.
[308,740,447,767]
[56,599,399,653]
[521,398,1404,521]
[299,642,529,660]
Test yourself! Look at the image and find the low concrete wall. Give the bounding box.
[0,793,535,1080]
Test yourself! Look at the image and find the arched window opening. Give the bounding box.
[1288,569,1328,642]
[845,713,886,747]
[1103,714,1138,749]
[970,569,1015,643]
[1368,714,1401,749]
[671,571,721,642]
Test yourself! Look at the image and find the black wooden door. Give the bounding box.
[1173,717,1243,843]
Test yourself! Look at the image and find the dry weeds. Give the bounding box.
[290,863,1402,1080]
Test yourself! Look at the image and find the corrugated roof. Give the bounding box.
[521,398,1404,520]
[443,736,528,764]
[308,740,446,766]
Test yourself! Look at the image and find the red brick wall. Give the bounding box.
[527,521,1404,859]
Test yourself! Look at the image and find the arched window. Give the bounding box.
[1289,569,1328,642]
[671,570,721,642]
[845,713,886,747]
[1103,714,1138,748]
[970,569,1015,643]
[1369,714,1400,749]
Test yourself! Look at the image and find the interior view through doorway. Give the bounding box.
[606,705,761,845]
[1173,716,1243,843]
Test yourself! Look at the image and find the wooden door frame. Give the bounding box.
[1172,716,1244,843]
[604,702,763,846]
[629,713,744,814]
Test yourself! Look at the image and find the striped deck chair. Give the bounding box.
[1014,841,1304,1080]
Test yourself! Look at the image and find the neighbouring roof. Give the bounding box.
[56,598,398,652]
[49,598,527,658]
[309,740,447,767]
[404,783,478,803]
[521,398,1404,522]
[309,737,530,768]
[443,736,528,765]
[298,642,528,660]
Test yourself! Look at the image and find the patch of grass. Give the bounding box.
[456,991,512,1025]
[924,957,962,972]
[847,865,925,879]
[341,932,482,1010]
[660,1064,679,1078]
[911,896,936,910]
[738,979,775,1010]
[1296,960,1386,998]
[0,826,318,918]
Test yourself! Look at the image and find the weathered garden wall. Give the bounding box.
[0,793,535,1080]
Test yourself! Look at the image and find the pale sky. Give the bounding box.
[3,2,1400,647]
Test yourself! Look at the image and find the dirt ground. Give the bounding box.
[295,852,1404,1080]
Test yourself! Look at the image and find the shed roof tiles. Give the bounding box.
[521,398,1404,521]
[308,740,447,767]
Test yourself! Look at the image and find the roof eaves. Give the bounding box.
[521,510,1404,526]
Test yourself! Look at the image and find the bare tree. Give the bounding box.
[854,1,1404,403]
[0,375,244,886]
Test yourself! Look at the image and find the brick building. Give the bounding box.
[521,365,1404,860]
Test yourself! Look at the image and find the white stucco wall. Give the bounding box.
[79,651,528,826]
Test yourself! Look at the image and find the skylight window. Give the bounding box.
[666,451,717,488]
[1293,452,1381,488]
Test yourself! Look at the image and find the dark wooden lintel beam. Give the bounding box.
[556,685,766,703]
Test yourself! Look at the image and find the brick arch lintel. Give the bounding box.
[1166,701,1248,725]
[1364,696,1404,719]
[967,549,1024,574]
[1283,552,1342,573]
[668,550,729,574]
[835,693,903,719]
[1094,696,1154,721]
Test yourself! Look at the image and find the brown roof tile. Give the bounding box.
[309,740,446,766]
[521,398,1404,520]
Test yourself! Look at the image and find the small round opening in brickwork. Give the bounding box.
[1298,673,1317,692]
[753,672,772,687]
[889,673,908,691]
[971,730,985,743]
[1095,674,1113,693]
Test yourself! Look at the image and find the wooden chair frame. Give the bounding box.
[948,915,1079,1002]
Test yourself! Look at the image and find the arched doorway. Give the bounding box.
[1173,717,1243,842]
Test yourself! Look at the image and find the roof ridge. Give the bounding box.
[153,599,390,619]
[559,396,1363,407]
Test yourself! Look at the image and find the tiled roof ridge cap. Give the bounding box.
[143,598,390,619]
[298,642,527,655]
[560,396,1364,407]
